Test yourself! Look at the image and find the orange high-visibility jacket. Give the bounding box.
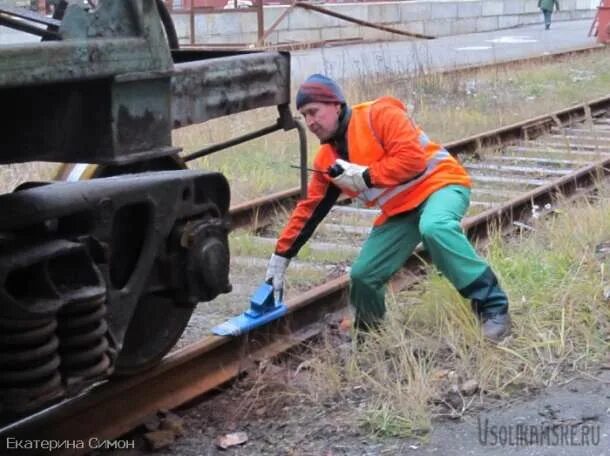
[275,96,471,258]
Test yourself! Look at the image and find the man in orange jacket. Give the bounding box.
[265,74,511,342]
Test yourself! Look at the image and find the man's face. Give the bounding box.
[299,102,341,141]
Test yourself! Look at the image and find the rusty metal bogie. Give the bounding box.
[0,170,231,415]
[0,0,297,419]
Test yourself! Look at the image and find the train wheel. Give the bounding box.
[91,155,186,177]
[49,1,201,378]
[56,156,200,376]
[113,292,194,375]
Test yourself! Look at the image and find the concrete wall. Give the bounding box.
[172,0,598,45]
[0,0,598,46]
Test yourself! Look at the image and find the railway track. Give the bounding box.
[2,94,610,454]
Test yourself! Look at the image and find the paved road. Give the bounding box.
[291,19,599,82]
[422,375,610,456]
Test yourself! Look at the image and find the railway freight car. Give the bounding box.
[0,0,304,422]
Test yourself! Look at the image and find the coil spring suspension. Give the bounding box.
[0,317,63,415]
[57,290,113,385]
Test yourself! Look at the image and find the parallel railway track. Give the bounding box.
[2,94,609,455]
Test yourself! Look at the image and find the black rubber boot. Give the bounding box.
[354,314,382,334]
[459,267,511,342]
[480,312,512,342]
[352,314,384,347]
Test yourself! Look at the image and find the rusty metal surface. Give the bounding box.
[229,188,302,230]
[0,1,174,165]
[0,170,232,417]
[170,51,290,127]
[0,37,170,87]
[0,0,296,427]
[0,2,293,166]
[0,1,173,88]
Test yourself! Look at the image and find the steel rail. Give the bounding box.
[3,97,610,455]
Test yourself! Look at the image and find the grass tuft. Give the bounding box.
[298,184,610,440]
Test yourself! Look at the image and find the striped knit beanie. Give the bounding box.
[295,74,346,109]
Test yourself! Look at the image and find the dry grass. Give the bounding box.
[338,49,610,141]
[292,183,610,439]
[0,162,60,194]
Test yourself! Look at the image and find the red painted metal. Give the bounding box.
[181,0,229,8]
[597,0,610,43]
[168,0,431,10]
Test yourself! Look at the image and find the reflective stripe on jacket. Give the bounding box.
[274,96,471,257]
[359,148,450,206]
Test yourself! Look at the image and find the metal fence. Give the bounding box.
[165,0,412,10]
[8,1,90,13]
[11,0,410,13]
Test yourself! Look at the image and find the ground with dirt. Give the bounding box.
[102,356,609,456]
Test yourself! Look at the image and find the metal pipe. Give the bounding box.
[0,4,61,27]
[258,3,295,46]
[294,1,434,40]
[0,14,59,39]
[182,122,283,162]
[189,2,195,45]
[181,116,307,197]
[256,0,264,46]
[156,0,180,50]
[294,118,308,199]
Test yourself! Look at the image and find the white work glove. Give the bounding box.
[331,159,369,193]
[265,253,291,303]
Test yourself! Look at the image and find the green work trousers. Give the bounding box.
[350,184,489,327]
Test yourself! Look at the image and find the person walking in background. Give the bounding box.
[538,0,560,30]
[264,74,512,342]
